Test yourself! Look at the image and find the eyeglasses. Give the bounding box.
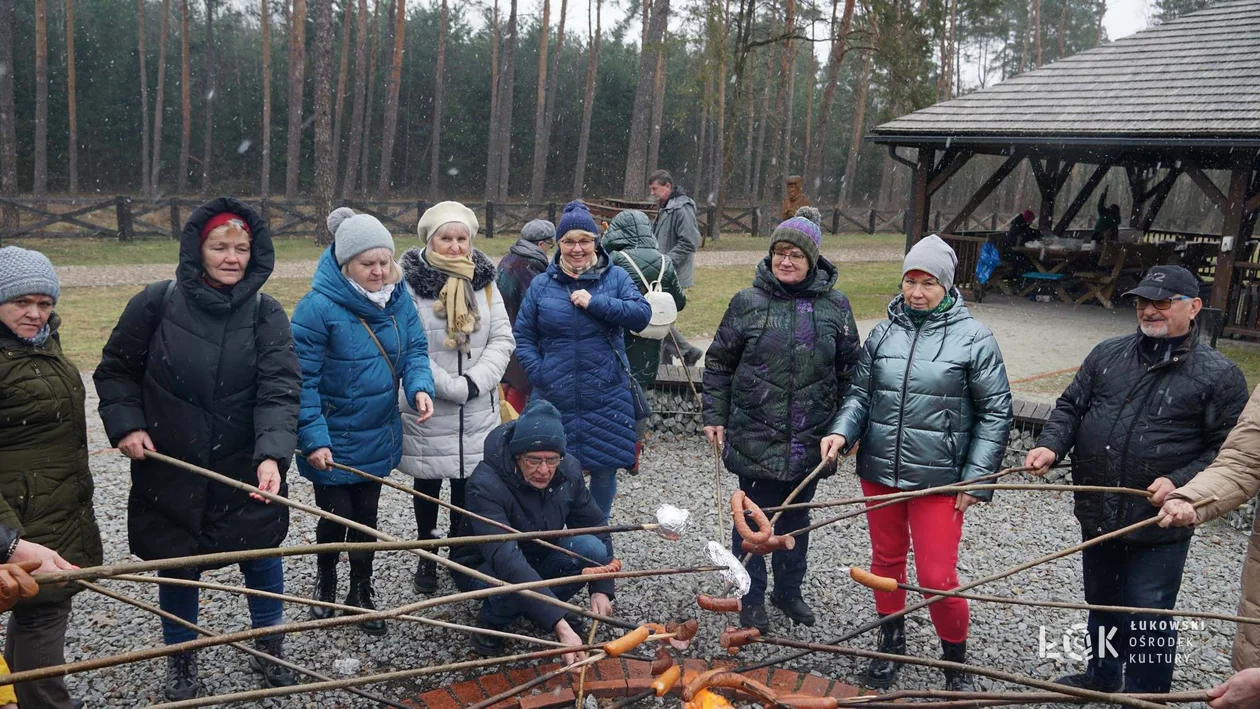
[521,454,564,469]
[771,249,807,264]
[1134,295,1191,311]
[559,239,595,250]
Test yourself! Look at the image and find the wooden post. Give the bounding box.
[905,148,934,249]
[1211,163,1250,311]
[707,205,717,241]
[485,201,495,239]
[547,202,556,223]
[168,198,180,239]
[116,196,134,241]
[990,212,998,230]
[869,209,876,234]
[751,206,760,237]
[830,207,839,235]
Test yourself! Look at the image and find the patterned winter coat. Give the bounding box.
[398,248,515,480]
[829,292,1013,501]
[291,246,434,486]
[702,257,861,482]
[601,210,687,388]
[514,252,652,470]
[496,240,550,395]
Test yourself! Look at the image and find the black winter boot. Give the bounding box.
[309,558,338,620]
[248,634,299,688]
[164,650,200,701]
[345,577,387,636]
[772,597,817,626]
[864,615,906,689]
[740,603,771,634]
[413,558,438,594]
[940,639,976,691]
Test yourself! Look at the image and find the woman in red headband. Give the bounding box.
[95,197,302,700]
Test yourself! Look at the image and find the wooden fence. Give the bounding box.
[1,195,1171,244]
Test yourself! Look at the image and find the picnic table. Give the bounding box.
[1011,244,1097,303]
[1011,242,1175,308]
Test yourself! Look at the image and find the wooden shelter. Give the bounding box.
[869,0,1260,336]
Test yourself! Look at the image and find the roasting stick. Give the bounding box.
[830,688,1212,707]
[321,456,604,566]
[79,580,407,709]
[738,496,1220,675]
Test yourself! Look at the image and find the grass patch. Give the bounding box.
[1219,344,1260,391]
[677,262,902,340]
[703,232,903,254]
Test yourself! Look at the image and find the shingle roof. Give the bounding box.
[873,0,1260,140]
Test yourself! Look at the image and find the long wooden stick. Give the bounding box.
[105,573,569,648]
[831,689,1213,706]
[467,651,607,709]
[765,480,1148,514]
[738,496,1219,673]
[38,526,652,585]
[80,580,408,709]
[757,638,1189,709]
[760,464,1040,513]
[0,565,717,686]
[321,457,603,566]
[141,449,649,631]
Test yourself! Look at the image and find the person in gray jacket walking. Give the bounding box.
[648,169,704,366]
[821,235,1013,692]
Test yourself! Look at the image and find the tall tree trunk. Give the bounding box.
[332,0,351,189]
[357,0,379,195]
[753,17,774,201]
[311,0,334,215]
[712,23,727,205]
[340,0,368,198]
[695,70,709,198]
[764,0,795,202]
[0,0,17,194]
[529,0,566,201]
[526,0,550,202]
[621,0,668,198]
[803,0,854,189]
[1032,0,1042,67]
[375,0,404,194]
[741,48,755,197]
[484,0,502,200]
[150,0,171,196]
[839,48,871,207]
[1095,0,1106,46]
[645,42,666,175]
[1056,0,1067,59]
[260,0,273,198]
[284,0,307,198]
[138,0,151,196]
[200,0,215,192]
[33,0,48,195]
[65,0,79,193]
[178,0,191,192]
[427,0,447,197]
[572,0,600,198]
[493,0,518,201]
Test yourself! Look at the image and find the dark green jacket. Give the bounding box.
[0,316,104,605]
[702,257,861,482]
[601,210,687,387]
[829,292,1012,500]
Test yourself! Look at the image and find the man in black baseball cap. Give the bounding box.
[1022,262,1248,694]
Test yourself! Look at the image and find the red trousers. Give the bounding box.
[501,384,528,415]
[861,479,969,643]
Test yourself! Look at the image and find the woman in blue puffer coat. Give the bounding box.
[291,208,434,635]
[514,202,652,520]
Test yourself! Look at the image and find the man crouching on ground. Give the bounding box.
[450,400,614,665]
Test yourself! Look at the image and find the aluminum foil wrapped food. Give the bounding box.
[655,504,691,540]
[706,540,751,597]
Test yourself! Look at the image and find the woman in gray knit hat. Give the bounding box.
[0,246,103,709]
[821,234,1012,692]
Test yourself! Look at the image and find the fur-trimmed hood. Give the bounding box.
[400,247,497,299]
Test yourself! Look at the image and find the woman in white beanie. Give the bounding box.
[290,207,435,635]
[399,201,514,595]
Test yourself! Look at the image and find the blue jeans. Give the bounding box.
[588,469,618,522]
[452,535,612,629]
[1080,537,1191,692]
[158,557,286,645]
[731,475,818,607]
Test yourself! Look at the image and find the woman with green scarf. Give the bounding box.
[820,235,1012,692]
[399,202,515,595]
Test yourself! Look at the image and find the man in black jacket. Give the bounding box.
[1026,265,1248,693]
[451,400,614,665]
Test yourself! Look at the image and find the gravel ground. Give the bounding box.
[56,245,903,288]
[55,379,1239,707]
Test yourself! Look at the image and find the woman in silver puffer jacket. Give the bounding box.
[821,235,1012,692]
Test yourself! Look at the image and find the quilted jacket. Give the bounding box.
[291,245,434,486]
[513,252,652,470]
[1037,329,1248,544]
[496,239,550,395]
[829,291,1012,500]
[703,257,861,482]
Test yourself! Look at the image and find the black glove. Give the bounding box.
[463,374,481,400]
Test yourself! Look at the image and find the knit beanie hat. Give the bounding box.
[795,205,823,227]
[0,246,60,305]
[521,219,557,243]
[556,201,600,240]
[770,216,823,268]
[902,234,958,292]
[417,201,479,244]
[328,207,396,264]
[508,399,568,457]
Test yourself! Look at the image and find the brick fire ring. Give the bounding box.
[405,657,865,708]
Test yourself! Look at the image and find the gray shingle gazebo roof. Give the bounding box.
[872,0,1260,148]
